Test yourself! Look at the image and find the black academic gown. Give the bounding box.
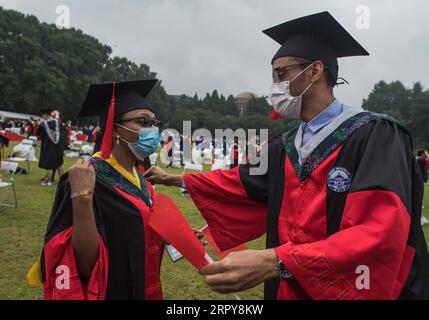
[41,157,164,300]
[183,112,429,300]
[37,119,64,170]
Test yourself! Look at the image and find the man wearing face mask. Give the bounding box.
[145,12,429,299]
[39,80,168,300]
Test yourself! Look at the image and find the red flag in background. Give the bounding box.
[149,192,213,270]
[201,225,248,259]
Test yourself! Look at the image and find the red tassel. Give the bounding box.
[268,111,281,120]
[100,82,116,160]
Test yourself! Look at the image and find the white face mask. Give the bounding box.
[270,63,314,119]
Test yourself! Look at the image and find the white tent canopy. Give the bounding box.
[0,111,39,121]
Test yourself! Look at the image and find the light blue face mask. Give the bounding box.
[116,125,160,160]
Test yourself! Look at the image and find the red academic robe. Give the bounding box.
[183,112,429,300]
[42,157,164,300]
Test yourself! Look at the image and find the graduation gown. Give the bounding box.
[41,156,164,300]
[183,111,429,300]
[60,124,69,151]
[37,119,64,170]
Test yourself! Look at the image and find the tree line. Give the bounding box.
[1,7,428,145]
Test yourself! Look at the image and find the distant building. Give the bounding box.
[234,92,259,116]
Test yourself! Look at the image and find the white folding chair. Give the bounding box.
[167,141,182,168]
[213,148,223,158]
[211,159,228,171]
[70,140,83,152]
[180,162,203,196]
[7,156,30,174]
[9,142,38,173]
[203,147,214,164]
[171,147,182,168]
[21,139,34,145]
[192,143,207,165]
[149,152,158,166]
[79,144,94,156]
[0,161,18,208]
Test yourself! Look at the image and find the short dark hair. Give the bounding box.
[323,68,336,88]
[293,57,335,89]
[417,149,426,156]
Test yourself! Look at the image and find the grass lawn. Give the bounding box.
[0,141,428,300]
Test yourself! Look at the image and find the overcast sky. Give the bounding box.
[1,0,428,107]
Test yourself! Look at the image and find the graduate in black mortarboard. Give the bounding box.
[36,108,65,186]
[40,80,167,300]
[145,12,429,299]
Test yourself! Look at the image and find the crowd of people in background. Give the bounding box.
[159,132,264,169]
[2,112,429,197]
[416,149,429,225]
[31,111,108,186]
[0,110,75,186]
[0,118,38,138]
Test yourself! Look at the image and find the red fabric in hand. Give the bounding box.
[201,225,247,259]
[149,192,212,269]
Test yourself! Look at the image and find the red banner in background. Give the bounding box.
[201,225,248,259]
[149,192,213,270]
[1,130,24,141]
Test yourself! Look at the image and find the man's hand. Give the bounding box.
[143,166,183,187]
[199,249,279,294]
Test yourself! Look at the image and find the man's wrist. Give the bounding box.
[167,174,184,187]
[263,249,280,281]
[273,249,294,280]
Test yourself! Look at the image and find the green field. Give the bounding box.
[0,142,428,300]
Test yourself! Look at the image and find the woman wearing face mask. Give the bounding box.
[39,80,165,300]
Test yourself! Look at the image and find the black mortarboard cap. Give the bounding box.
[263,11,369,83]
[78,79,157,119]
[78,79,157,159]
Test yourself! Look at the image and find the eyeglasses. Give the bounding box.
[119,116,161,128]
[272,63,313,83]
